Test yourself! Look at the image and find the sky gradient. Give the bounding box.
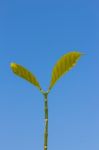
[0,0,99,150]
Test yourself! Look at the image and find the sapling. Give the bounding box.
[10,51,82,150]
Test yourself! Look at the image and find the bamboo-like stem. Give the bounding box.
[43,92,48,150]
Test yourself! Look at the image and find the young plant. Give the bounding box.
[10,51,82,150]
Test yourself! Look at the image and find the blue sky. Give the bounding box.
[0,0,99,150]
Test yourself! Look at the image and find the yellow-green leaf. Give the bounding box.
[10,63,41,90]
[48,51,82,90]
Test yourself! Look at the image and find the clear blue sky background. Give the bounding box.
[0,0,99,150]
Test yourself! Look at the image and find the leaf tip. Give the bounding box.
[10,62,16,68]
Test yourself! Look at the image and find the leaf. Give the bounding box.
[10,63,41,90]
[48,51,83,90]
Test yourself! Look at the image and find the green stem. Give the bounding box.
[43,92,48,150]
